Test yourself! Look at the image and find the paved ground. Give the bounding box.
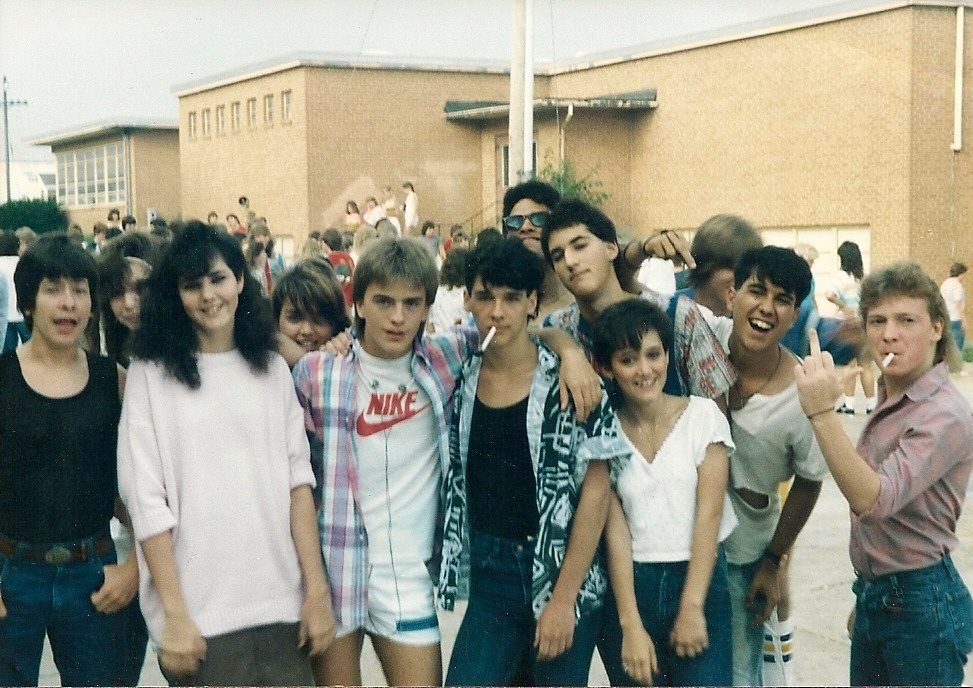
[39,368,973,686]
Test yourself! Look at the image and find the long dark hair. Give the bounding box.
[98,234,160,367]
[133,221,275,389]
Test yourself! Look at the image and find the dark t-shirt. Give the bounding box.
[0,350,120,543]
[467,395,538,541]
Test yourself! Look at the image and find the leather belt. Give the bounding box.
[0,533,112,565]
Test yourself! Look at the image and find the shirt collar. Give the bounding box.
[878,360,950,405]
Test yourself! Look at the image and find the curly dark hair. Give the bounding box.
[133,220,275,389]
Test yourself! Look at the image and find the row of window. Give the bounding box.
[188,90,292,139]
[55,143,127,208]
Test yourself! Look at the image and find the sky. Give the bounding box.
[1,0,863,162]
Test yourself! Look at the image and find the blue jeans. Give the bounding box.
[445,531,601,686]
[851,555,973,686]
[112,596,148,685]
[727,559,765,686]
[600,550,732,686]
[0,534,125,686]
[951,320,965,353]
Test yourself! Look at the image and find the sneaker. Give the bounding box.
[838,405,855,414]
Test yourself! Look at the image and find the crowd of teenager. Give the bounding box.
[0,178,971,687]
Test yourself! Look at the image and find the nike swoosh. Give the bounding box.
[356,403,430,437]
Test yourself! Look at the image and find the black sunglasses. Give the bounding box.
[502,211,550,231]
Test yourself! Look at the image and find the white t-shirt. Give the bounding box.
[0,256,21,323]
[941,276,965,322]
[615,396,737,562]
[428,285,468,334]
[354,349,439,565]
[830,271,861,315]
[709,317,829,565]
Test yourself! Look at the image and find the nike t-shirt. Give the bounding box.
[354,348,439,565]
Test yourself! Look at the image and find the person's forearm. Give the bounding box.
[140,531,191,618]
[809,413,880,514]
[549,463,610,607]
[604,494,641,629]
[537,327,583,359]
[767,476,822,556]
[290,485,330,598]
[680,498,721,612]
[680,448,727,610]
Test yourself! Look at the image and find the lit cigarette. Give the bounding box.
[480,326,497,352]
[882,352,895,368]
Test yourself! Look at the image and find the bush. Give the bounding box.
[0,198,68,234]
[535,150,610,209]
[963,346,973,363]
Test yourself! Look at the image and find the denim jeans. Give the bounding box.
[950,320,965,354]
[727,559,765,686]
[850,555,973,686]
[0,534,126,686]
[112,596,148,685]
[445,530,601,687]
[600,549,732,686]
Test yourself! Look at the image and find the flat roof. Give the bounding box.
[172,1,973,97]
[172,52,511,97]
[26,118,179,147]
[444,90,658,121]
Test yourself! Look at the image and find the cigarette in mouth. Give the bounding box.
[480,326,497,352]
[882,352,895,368]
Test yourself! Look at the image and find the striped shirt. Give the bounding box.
[852,362,973,578]
[292,328,477,628]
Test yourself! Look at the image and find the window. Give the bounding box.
[231,101,241,131]
[281,90,292,122]
[246,98,257,127]
[55,142,127,208]
[263,94,274,124]
[201,109,211,136]
[216,105,225,134]
[188,111,197,139]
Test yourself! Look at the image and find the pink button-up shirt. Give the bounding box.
[852,362,973,578]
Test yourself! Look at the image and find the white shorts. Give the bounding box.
[336,560,440,646]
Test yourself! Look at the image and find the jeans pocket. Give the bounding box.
[947,584,973,655]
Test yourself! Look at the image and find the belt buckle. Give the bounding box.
[44,546,73,565]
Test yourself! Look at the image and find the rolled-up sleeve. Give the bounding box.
[863,406,973,520]
[117,363,177,541]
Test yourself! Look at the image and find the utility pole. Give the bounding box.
[522,0,534,180]
[3,76,29,204]
[509,0,526,186]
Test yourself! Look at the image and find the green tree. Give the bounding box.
[535,151,610,208]
[0,198,69,234]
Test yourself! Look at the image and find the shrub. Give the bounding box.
[0,198,68,234]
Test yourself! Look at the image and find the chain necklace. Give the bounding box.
[728,344,782,412]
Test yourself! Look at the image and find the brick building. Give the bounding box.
[27,119,180,232]
[173,1,973,307]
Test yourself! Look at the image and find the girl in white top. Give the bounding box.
[826,240,876,413]
[117,221,336,685]
[593,298,736,687]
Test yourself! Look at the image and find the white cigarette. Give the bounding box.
[480,326,497,352]
[882,352,895,368]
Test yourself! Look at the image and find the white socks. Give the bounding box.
[762,611,795,686]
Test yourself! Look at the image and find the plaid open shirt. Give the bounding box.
[543,291,735,399]
[292,329,477,629]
